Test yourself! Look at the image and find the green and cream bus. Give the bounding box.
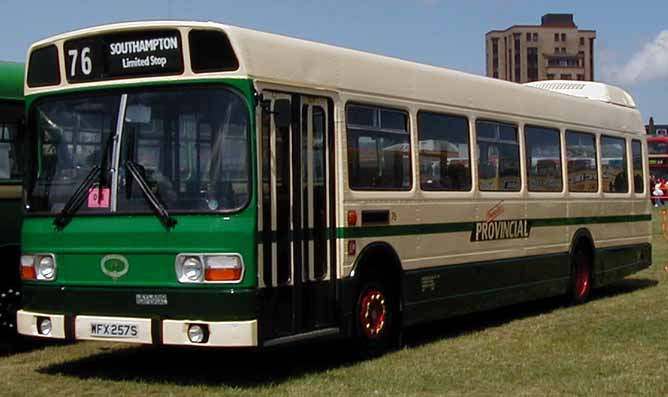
[0,61,24,334]
[17,21,650,349]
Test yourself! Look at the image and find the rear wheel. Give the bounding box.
[570,243,592,305]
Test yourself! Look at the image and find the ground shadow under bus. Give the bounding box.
[38,277,657,388]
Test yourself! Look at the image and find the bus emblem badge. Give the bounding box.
[100,255,130,280]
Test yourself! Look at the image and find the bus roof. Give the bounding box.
[26,20,644,135]
[0,61,24,102]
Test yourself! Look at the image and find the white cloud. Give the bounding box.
[608,30,668,85]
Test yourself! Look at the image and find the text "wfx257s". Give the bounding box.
[90,323,138,337]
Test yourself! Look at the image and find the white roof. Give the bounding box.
[524,81,636,108]
[25,20,645,135]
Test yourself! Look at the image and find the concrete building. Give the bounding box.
[486,14,596,83]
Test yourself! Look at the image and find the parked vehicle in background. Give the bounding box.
[648,136,668,182]
[0,61,24,334]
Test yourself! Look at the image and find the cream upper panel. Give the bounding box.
[24,21,250,96]
[26,21,644,138]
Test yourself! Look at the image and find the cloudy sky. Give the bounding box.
[1,0,667,122]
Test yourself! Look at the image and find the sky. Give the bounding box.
[1,0,667,122]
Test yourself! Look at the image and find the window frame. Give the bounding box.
[416,110,472,192]
[524,124,563,193]
[345,102,413,191]
[565,130,599,194]
[631,138,645,194]
[475,119,521,193]
[600,134,630,194]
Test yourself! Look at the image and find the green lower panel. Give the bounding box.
[22,285,257,321]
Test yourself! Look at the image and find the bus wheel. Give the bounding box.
[570,244,592,305]
[355,278,397,354]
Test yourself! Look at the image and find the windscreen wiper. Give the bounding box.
[53,165,101,230]
[125,160,177,229]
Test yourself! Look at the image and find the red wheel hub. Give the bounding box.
[359,288,387,339]
[575,256,590,299]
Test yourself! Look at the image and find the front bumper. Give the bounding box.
[17,309,258,347]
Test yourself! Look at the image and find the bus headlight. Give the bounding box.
[37,256,56,280]
[175,254,244,283]
[176,257,204,283]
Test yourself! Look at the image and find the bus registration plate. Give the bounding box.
[90,322,139,338]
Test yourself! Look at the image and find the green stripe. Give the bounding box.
[259,214,651,242]
[336,214,651,239]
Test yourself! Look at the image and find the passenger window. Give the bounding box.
[566,131,598,192]
[631,139,644,193]
[418,111,471,191]
[601,135,628,193]
[476,120,520,191]
[525,126,562,192]
[346,104,411,190]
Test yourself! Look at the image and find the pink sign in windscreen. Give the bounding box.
[87,187,110,208]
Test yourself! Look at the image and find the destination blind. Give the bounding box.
[63,30,183,83]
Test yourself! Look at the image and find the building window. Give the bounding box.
[560,74,572,80]
[527,47,538,82]
[418,112,471,191]
[601,135,628,193]
[346,104,411,190]
[547,74,555,80]
[561,47,566,53]
[533,33,538,41]
[580,37,585,46]
[631,139,644,194]
[526,32,531,41]
[577,74,585,80]
[554,47,560,54]
[476,120,520,192]
[554,33,559,41]
[525,126,563,192]
[561,33,566,41]
[566,131,598,192]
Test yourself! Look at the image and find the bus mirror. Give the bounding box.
[125,105,152,124]
[273,99,291,129]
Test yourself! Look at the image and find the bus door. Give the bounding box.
[259,92,336,341]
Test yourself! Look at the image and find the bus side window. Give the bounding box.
[565,131,598,193]
[631,139,644,194]
[346,104,411,190]
[601,135,628,193]
[475,120,520,192]
[525,125,562,192]
[417,111,471,191]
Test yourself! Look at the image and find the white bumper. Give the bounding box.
[16,310,258,347]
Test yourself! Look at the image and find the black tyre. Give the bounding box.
[569,243,592,305]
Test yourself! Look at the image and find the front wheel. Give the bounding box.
[354,278,399,355]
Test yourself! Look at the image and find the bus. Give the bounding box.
[0,61,24,334]
[648,135,668,182]
[17,22,650,350]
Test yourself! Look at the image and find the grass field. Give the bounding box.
[2,210,667,396]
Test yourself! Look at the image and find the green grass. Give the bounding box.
[2,211,668,396]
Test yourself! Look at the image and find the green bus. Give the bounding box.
[0,61,24,333]
[17,22,650,350]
